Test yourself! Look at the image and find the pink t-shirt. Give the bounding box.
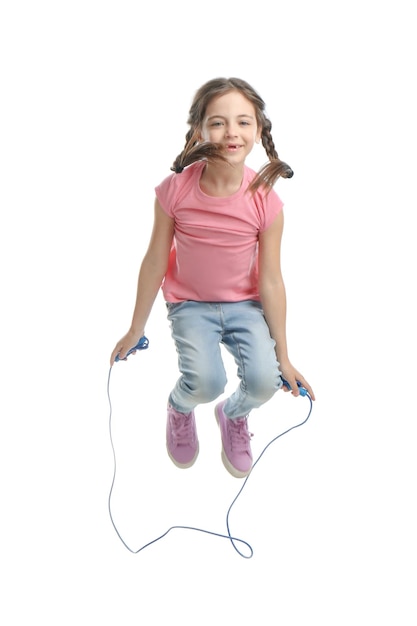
[155,161,283,303]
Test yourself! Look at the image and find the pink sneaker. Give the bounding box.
[215,401,253,478]
[166,405,199,468]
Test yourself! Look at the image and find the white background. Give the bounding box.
[1,1,416,624]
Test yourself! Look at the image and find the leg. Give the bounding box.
[213,301,282,477]
[220,300,282,419]
[166,301,228,413]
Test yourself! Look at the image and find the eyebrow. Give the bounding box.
[207,114,255,120]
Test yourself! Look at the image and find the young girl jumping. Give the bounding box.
[110,77,315,478]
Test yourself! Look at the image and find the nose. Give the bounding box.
[225,124,238,137]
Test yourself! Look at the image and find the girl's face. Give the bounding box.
[200,90,261,166]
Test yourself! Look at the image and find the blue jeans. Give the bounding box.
[166,300,283,419]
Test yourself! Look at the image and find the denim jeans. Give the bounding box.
[166,300,283,419]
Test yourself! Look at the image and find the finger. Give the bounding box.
[298,377,315,400]
[111,346,124,365]
[288,377,299,396]
[306,385,315,401]
[110,348,120,366]
[283,377,299,396]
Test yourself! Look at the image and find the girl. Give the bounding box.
[110,77,315,479]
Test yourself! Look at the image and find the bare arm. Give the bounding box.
[258,211,315,399]
[110,198,174,365]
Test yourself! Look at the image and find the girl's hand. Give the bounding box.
[110,330,145,366]
[279,362,315,400]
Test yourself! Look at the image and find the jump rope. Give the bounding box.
[107,336,313,559]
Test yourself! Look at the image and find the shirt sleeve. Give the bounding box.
[258,187,284,231]
[155,172,178,217]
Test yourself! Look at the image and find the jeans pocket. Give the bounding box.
[166,301,187,318]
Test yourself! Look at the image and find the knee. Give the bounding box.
[246,370,281,403]
[181,370,227,404]
[196,372,226,403]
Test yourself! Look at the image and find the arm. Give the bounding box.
[110,198,174,365]
[258,211,315,399]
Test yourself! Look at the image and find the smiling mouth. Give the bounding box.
[225,144,242,151]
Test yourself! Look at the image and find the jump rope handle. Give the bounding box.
[115,336,149,361]
[282,379,308,397]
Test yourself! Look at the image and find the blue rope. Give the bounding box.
[106,348,313,558]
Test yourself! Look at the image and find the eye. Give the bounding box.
[210,121,223,127]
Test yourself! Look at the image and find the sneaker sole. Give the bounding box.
[214,406,251,479]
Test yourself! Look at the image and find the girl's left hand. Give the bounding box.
[279,363,315,400]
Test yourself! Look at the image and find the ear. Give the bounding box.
[255,127,262,144]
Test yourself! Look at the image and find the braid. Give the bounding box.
[171,130,228,174]
[248,115,293,194]
[171,130,195,173]
[261,118,279,160]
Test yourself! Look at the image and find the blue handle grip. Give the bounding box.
[282,379,308,397]
[115,336,149,361]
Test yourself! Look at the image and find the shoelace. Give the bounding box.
[228,418,253,452]
[171,414,195,445]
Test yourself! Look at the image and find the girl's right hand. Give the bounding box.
[110,330,145,366]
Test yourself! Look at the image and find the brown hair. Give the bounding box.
[171,77,293,193]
